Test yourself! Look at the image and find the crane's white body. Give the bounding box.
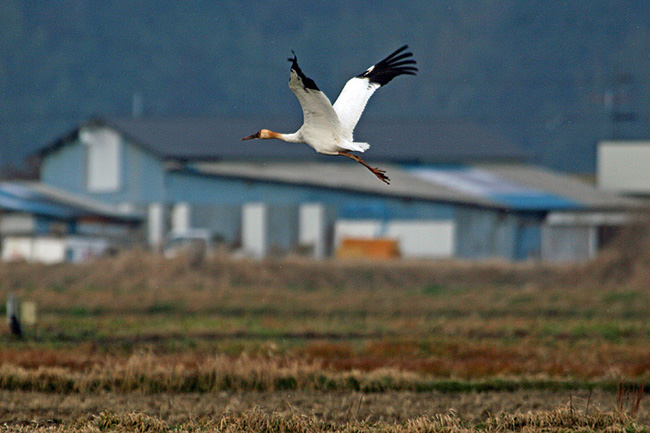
[243,46,417,184]
[286,70,378,155]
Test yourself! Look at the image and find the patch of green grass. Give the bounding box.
[421,284,448,296]
[602,290,641,303]
[146,302,181,314]
[51,283,66,293]
[508,294,534,306]
[68,306,105,316]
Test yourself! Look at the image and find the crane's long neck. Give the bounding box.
[261,129,302,143]
[256,129,303,143]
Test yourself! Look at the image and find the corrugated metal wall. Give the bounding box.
[455,207,544,261]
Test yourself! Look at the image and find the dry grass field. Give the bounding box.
[1,221,650,431]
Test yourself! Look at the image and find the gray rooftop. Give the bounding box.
[191,161,639,212]
[192,161,496,207]
[41,116,529,164]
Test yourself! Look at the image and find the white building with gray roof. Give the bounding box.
[33,116,639,262]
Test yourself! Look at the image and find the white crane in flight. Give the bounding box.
[242,45,417,184]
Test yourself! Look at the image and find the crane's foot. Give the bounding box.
[337,151,390,185]
[371,167,390,184]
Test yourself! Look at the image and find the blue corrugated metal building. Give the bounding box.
[0,180,143,262]
[34,116,638,262]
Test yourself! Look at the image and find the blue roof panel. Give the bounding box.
[490,193,580,211]
[0,182,141,221]
[0,189,79,219]
[409,167,583,211]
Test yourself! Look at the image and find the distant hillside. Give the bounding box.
[2,0,650,173]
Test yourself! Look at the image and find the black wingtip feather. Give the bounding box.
[359,44,418,86]
[287,50,320,91]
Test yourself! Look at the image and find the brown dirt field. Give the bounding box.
[3,220,650,431]
[0,389,646,427]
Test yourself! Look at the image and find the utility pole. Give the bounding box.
[606,73,636,139]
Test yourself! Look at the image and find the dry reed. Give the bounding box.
[1,406,645,432]
[0,351,648,395]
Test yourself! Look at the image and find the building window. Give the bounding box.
[81,127,122,192]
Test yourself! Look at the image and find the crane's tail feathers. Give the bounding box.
[342,142,370,153]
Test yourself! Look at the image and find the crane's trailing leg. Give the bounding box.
[338,151,390,184]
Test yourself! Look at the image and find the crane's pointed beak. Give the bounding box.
[241,132,260,141]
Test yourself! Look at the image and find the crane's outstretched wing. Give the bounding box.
[287,52,341,138]
[333,45,417,142]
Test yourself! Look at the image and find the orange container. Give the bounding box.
[336,237,400,259]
